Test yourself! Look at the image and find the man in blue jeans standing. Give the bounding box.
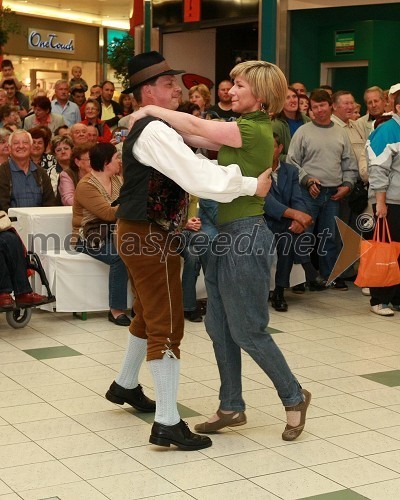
[287,89,358,288]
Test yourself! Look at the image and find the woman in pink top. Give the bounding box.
[58,145,92,206]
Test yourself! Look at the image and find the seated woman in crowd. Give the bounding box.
[188,84,211,115]
[58,145,92,206]
[48,134,74,198]
[24,88,48,120]
[0,104,21,130]
[23,96,65,135]
[0,128,10,164]
[51,135,74,171]
[73,143,130,326]
[81,99,112,143]
[29,126,57,170]
[0,228,50,309]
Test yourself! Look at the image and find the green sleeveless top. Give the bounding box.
[217,110,274,225]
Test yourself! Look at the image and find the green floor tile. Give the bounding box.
[23,346,82,360]
[300,489,370,499]
[268,327,283,334]
[133,403,201,424]
[360,369,400,387]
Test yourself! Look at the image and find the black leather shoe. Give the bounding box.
[331,278,348,291]
[106,381,156,412]
[150,420,212,450]
[309,276,328,291]
[184,310,203,322]
[292,283,306,294]
[108,311,131,326]
[270,289,288,312]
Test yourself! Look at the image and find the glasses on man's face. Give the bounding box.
[79,156,90,162]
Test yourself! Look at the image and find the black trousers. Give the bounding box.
[370,204,400,306]
[0,230,32,295]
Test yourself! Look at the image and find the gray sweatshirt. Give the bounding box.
[287,121,358,188]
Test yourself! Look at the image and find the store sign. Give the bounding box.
[184,0,201,23]
[335,30,355,55]
[28,28,75,54]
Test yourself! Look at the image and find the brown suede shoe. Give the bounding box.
[282,389,311,441]
[194,409,247,433]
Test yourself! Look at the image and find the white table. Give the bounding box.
[37,250,112,312]
[9,206,73,253]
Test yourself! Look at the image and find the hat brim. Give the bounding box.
[122,69,184,94]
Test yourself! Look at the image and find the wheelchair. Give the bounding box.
[0,251,55,329]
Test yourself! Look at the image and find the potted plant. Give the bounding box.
[106,33,135,88]
[0,7,21,53]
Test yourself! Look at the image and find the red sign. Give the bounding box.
[132,0,144,28]
[184,0,201,23]
[182,73,213,91]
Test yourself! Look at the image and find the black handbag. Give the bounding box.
[82,219,115,249]
[347,180,368,215]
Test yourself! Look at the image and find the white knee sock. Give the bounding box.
[115,334,147,389]
[149,353,180,426]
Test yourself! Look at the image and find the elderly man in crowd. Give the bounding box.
[355,86,386,141]
[70,123,89,146]
[0,130,55,211]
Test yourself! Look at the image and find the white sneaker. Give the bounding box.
[362,288,371,296]
[370,304,394,316]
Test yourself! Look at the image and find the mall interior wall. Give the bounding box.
[290,3,400,103]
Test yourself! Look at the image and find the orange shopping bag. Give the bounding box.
[355,218,400,288]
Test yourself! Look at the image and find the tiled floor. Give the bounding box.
[1,283,400,499]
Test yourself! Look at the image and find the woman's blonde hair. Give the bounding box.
[188,83,211,109]
[0,128,11,143]
[230,60,287,114]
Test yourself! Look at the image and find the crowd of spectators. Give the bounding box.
[0,57,399,321]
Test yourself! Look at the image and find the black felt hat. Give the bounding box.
[122,51,184,94]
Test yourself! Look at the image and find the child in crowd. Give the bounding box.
[0,60,23,90]
[69,65,88,92]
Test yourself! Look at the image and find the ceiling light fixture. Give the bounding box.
[4,1,130,29]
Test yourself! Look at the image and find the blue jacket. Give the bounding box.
[367,114,400,205]
[264,161,308,231]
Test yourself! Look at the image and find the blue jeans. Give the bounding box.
[267,219,296,289]
[181,230,211,311]
[76,236,128,310]
[204,216,303,410]
[301,187,340,279]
